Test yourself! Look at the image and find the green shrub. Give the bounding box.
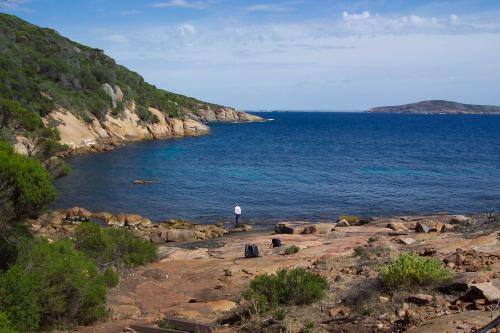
[75,222,157,268]
[284,245,300,255]
[379,252,452,289]
[354,245,390,260]
[0,312,18,333]
[0,239,109,330]
[0,264,40,332]
[300,320,316,333]
[0,141,57,223]
[101,267,119,288]
[337,215,360,224]
[243,268,327,311]
[272,308,287,320]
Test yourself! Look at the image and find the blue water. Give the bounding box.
[54,112,500,226]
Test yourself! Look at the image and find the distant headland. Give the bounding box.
[368,100,500,114]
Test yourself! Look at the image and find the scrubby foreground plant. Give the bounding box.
[0,239,110,332]
[74,222,157,268]
[379,252,452,289]
[243,268,327,312]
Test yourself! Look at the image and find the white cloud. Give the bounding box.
[151,0,207,9]
[119,10,141,16]
[177,23,196,38]
[342,11,370,20]
[101,34,129,44]
[245,3,293,13]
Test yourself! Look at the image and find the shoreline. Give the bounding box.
[71,211,499,333]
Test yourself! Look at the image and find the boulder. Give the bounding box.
[337,219,350,227]
[139,218,152,227]
[125,214,143,226]
[92,211,114,222]
[166,229,196,242]
[441,224,455,233]
[386,222,406,231]
[433,223,445,232]
[274,222,305,234]
[78,208,92,219]
[66,207,81,219]
[415,222,430,233]
[399,237,416,245]
[313,223,335,234]
[408,294,433,305]
[449,215,470,225]
[465,283,500,303]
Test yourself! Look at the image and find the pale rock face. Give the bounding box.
[101,83,116,108]
[146,107,173,139]
[169,117,185,136]
[114,85,124,103]
[183,118,209,136]
[13,136,34,155]
[47,110,105,148]
[195,107,264,123]
[103,108,150,140]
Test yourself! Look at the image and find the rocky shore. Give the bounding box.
[34,211,498,333]
[29,207,253,244]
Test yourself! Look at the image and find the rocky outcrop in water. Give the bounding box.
[369,100,500,114]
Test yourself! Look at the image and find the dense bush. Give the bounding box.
[0,141,57,223]
[75,222,157,268]
[243,268,327,311]
[0,312,18,333]
[0,239,109,331]
[379,252,452,289]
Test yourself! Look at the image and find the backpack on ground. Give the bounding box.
[271,238,282,247]
[244,244,259,258]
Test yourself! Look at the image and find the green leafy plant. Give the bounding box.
[379,252,452,289]
[284,245,300,255]
[243,268,327,312]
[0,312,18,333]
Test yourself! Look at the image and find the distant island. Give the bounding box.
[368,100,500,114]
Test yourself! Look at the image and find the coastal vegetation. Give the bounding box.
[0,12,221,147]
[243,268,327,312]
[379,252,452,289]
[74,222,157,268]
[0,144,156,332]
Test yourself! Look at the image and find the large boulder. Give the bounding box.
[101,83,116,107]
[125,214,143,226]
[386,222,406,231]
[274,222,305,234]
[465,282,500,303]
[415,222,430,233]
[337,219,350,227]
[449,215,470,225]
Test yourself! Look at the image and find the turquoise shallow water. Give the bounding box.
[54,112,500,226]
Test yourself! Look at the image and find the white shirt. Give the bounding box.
[234,206,241,215]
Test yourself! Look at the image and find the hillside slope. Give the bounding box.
[368,100,500,114]
[0,14,261,154]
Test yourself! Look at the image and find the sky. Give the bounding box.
[2,0,500,111]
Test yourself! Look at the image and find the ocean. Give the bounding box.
[54,112,500,227]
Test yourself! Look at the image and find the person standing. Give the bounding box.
[234,204,241,227]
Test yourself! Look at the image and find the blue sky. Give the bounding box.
[2,0,500,110]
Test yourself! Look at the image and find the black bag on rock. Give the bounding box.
[244,244,259,258]
[271,238,282,247]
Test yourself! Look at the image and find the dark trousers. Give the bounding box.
[235,214,241,226]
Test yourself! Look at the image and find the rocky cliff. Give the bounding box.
[0,13,263,156]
